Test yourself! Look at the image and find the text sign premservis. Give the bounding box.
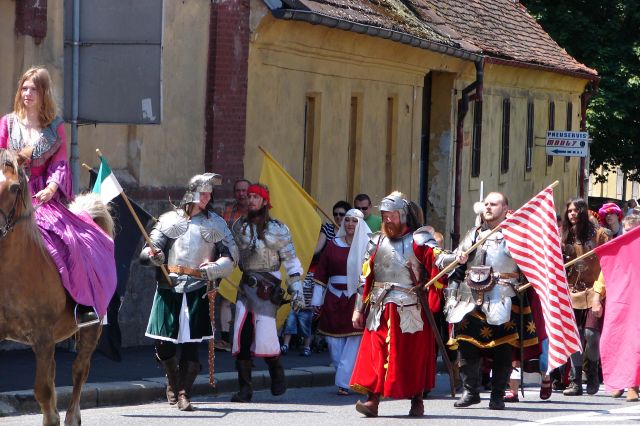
[545,131,589,157]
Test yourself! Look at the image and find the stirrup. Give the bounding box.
[75,305,101,328]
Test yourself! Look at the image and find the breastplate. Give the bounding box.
[167,214,218,269]
[474,230,519,275]
[233,221,283,272]
[373,233,421,285]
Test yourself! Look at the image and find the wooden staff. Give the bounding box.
[257,145,337,228]
[92,150,173,287]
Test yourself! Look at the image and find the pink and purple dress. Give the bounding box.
[0,113,116,316]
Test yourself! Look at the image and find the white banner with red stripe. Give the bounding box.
[500,184,582,372]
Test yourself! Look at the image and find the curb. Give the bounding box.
[0,365,335,416]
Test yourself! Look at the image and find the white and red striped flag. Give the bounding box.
[500,184,582,372]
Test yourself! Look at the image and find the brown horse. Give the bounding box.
[0,149,114,426]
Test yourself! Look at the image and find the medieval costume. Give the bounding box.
[562,200,610,396]
[0,113,116,325]
[350,193,439,417]
[439,224,539,410]
[312,208,370,394]
[140,173,237,411]
[230,183,305,402]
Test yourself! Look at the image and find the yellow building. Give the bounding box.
[247,0,598,247]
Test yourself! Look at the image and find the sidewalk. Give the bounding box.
[0,344,335,416]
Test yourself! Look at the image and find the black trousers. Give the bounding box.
[155,340,199,363]
[458,340,512,396]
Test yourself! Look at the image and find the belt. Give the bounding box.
[167,265,205,279]
[373,281,415,293]
[493,272,520,279]
[331,283,348,291]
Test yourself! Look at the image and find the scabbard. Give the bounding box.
[406,265,456,397]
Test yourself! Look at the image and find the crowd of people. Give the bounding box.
[3,65,640,418]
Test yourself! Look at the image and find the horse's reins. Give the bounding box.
[0,181,33,240]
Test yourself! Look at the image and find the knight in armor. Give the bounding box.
[140,173,238,411]
[437,192,539,410]
[349,191,440,418]
[230,183,305,402]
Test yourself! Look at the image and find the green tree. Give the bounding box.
[522,0,640,181]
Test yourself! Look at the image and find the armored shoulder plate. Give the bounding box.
[157,210,189,239]
[413,226,437,248]
[263,219,292,251]
[200,212,228,243]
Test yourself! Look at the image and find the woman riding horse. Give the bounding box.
[0,66,116,326]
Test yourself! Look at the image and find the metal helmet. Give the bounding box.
[379,191,409,223]
[180,172,222,207]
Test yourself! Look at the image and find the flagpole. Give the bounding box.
[94,149,174,287]
[258,145,337,227]
[425,181,561,290]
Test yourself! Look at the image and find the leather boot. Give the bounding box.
[231,359,253,402]
[489,362,511,410]
[585,360,600,395]
[158,355,179,405]
[355,393,379,417]
[455,358,481,408]
[177,360,201,411]
[454,388,481,408]
[563,365,583,396]
[409,393,424,417]
[265,356,286,396]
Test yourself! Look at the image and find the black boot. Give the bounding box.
[489,362,511,410]
[455,357,481,408]
[157,355,179,405]
[265,356,287,396]
[75,304,100,328]
[586,360,600,395]
[563,366,583,396]
[454,388,481,408]
[177,360,201,411]
[231,359,253,402]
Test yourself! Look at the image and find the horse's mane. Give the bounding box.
[68,193,115,238]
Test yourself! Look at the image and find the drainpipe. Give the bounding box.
[70,0,81,192]
[579,79,600,199]
[452,59,483,248]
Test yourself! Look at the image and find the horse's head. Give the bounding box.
[0,149,30,239]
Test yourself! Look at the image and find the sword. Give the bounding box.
[406,264,456,398]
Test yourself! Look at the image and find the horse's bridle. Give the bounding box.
[0,180,31,240]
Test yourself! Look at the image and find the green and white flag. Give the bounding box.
[92,156,123,203]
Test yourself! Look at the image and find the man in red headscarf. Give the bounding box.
[229,183,305,403]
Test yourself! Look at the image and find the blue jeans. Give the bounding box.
[283,309,313,338]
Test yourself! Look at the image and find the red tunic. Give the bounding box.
[350,234,438,398]
[314,240,361,337]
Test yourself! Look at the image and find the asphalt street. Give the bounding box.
[4,374,639,426]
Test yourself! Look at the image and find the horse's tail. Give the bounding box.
[68,193,115,238]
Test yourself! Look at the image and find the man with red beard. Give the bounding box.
[230,183,305,402]
[350,191,440,417]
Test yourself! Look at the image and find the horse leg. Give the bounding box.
[32,339,60,426]
[64,325,102,426]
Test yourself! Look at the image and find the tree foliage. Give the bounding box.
[522,0,640,182]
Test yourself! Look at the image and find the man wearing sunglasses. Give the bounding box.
[354,193,382,232]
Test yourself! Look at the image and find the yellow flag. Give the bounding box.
[218,149,322,327]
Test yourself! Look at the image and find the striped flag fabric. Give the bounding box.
[92,156,123,204]
[500,184,582,372]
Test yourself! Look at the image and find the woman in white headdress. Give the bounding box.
[312,208,371,395]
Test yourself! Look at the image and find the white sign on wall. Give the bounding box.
[545,131,589,157]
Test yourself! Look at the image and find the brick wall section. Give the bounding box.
[205,0,250,199]
[15,0,47,41]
